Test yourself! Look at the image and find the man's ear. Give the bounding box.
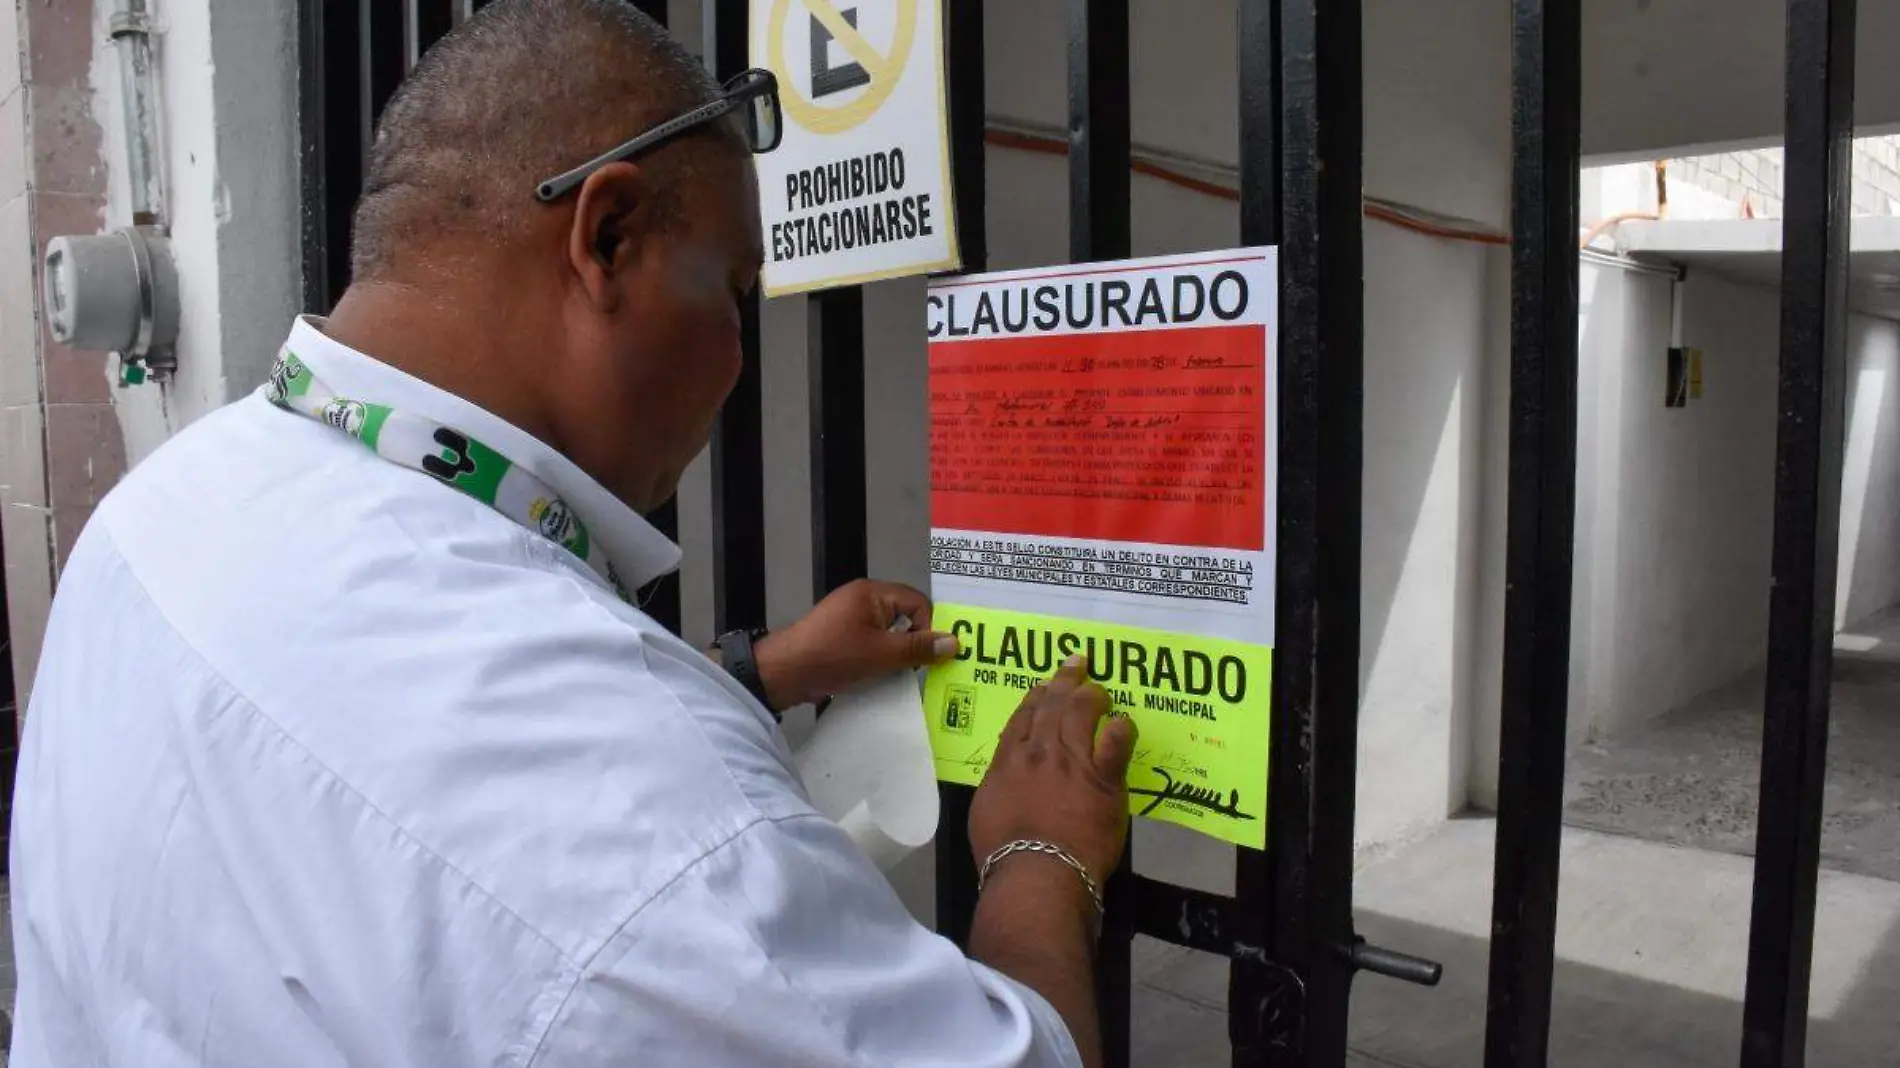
[566,161,659,311]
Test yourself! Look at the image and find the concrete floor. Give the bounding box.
[1350,820,1900,1067]
[1565,607,1900,883]
[1130,820,1900,1067]
[1128,607,1900,1066]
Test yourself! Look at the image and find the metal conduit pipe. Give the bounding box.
[38,0,177,382]
[109,0,165,228]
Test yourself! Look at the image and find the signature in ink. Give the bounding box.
[1132,747,1201,778]
[995,397,1053,413]
[952,745,992,775]
[1128,767,1257,822]
[1104,414,1183,430]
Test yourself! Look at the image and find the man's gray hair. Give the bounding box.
[350,0,727,282]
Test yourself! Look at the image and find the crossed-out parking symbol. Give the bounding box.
[768,0,918,135]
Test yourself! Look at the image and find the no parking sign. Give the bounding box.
[750,0,961,296]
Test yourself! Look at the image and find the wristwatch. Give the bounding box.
[714,627,775,716]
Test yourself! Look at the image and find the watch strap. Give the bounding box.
[715,628,775,716]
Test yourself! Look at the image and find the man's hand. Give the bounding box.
[965,657,1136,1068]
[969,656,1137,887]
[751,579,959,711]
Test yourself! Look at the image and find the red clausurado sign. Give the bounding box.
[928,324,1269,554]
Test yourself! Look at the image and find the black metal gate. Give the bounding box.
[297,1,1862,1065]
[1482,1,1861,1066]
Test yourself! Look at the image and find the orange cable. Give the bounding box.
[981,127,1511,247]
[1577,211,1660,251]
[1366,203,1510,246]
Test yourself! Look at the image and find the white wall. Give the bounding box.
[91,0,300,461]
[1364,0,1510,229]
[1526,262,1900,752]
[1473,261,1782,804]
[1838,315,1900,629]
[1356,225,1492,852]
[977,0,1511,231]
[1469,246,1512,810]
[1467,263,1900,811]
[1583,0,1900,163]
[1571,265,1782,742]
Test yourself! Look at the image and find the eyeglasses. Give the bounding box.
[534,68,782,203]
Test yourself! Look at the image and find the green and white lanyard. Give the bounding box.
[263,349,631,602]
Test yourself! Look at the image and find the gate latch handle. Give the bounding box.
[1348,936,1443,987]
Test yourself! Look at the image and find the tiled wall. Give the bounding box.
[1668,148,1787,218]
[1850,137,1900,217]
[0,0,128,719]
[1667,136,1900,219]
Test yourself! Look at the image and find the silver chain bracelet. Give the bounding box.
[977,839,1105,917]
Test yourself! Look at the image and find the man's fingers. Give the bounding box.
[1032,656,1098,743]
[1046,654,1089,694]
[1057,678,1113,752]
[1002,684,1045,745]
[875,582,934,632]
[897,628,960,666]
[1093,715,1138,784]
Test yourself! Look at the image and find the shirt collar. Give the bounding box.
[281,316,684,592]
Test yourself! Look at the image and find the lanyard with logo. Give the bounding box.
[263,349,630,601]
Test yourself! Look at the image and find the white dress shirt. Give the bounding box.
[8,318,1080,1068]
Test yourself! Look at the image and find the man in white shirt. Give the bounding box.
[7,2,1137,1066]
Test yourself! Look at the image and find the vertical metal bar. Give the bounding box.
[809,287,868,597]
[361,1,406,160]
[1741,0,1858,1064]
[706,0,770,635]
[1230,0,1282,1061]
[1235,0,1280,249]
[946,0,986,277]
[615,0,680,638]
[1482,0,1582,1065]
[351,0,404,309]
[935,0,986,952]
[645,498,683,635]
[404,0,419,68]
[802,0,867,605]
[315,0,365,308]
[298,0,331,313]
[1251,0,1366,1063]
[352,0,402,304]
[1068,0,1131,265]
[406,0,455,68]
[1066,3,1131,1065]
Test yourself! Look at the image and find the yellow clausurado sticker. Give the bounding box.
[923,603,1271,850]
